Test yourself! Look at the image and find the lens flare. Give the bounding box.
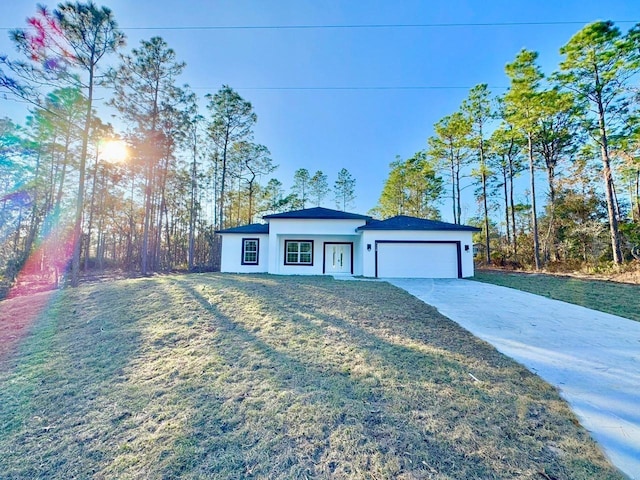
[100,139,128,163]
[1,210,76,362]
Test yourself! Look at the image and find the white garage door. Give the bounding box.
[377,242,460,278]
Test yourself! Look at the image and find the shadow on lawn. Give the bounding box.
[167,275,607,479]
[171,277,498,478]
[0,274,623,479]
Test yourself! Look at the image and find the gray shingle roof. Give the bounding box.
[216,223,269,234]
[263,207,371,220]
[357,215,481,232]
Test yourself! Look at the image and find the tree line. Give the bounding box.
[373,20,640,269]
[0,2,357,293]
[2,5,639,295]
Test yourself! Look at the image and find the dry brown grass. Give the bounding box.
[0,274,624,479]
[0,289,56,361]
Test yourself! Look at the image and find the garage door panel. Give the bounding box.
[377,242,459,278]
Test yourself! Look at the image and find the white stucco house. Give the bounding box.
[216,207,480,278]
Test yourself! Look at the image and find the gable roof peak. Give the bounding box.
[263,206,371,220]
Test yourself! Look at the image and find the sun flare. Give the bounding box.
[101,139,128,163]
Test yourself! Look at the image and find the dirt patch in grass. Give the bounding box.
[0,290,57,361]
[606,267,640,284]
[0,274,624,479]
[474,269,640,322]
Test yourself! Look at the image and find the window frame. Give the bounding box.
[284,240,314,266]
[241,238,260,265]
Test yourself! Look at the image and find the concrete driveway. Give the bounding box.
[388,278,640,480]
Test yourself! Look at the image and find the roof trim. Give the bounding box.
[264,206,371,220]
[357,215,481,232]
[216,223,269,234]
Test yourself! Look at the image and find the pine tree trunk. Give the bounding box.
[455,164,462,225]
[188,134,197,271]
[596,101,623,264]
[85,151,100,272]
[482,170,490,264]
[480,139,490,264]
[141,162,153,275]
[450,155,456,223]
[509,156,517,257]
[528,133,541,270]
[71,66,95,287]
[546,166,557,262]
[218,129,230,231]
[503,168,511,249]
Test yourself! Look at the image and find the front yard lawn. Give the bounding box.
[0,274,624,478]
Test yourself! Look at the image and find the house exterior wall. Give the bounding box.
[219,217,475,278]
[267,218,364,275]
[359,230,475,278]
[271,234,362,275]
[219,233,269,273]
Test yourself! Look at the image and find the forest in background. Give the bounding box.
[1,3,639,297]
[376,23,640,272]
[0,3,358,296]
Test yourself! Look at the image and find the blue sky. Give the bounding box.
[2,0,640,220]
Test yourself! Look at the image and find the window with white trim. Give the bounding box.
[284,240,313,265]
[242,238,259,265]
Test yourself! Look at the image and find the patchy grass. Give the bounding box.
[0,274,624,479]
[474,270,640,322]
[0,290,56,360]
